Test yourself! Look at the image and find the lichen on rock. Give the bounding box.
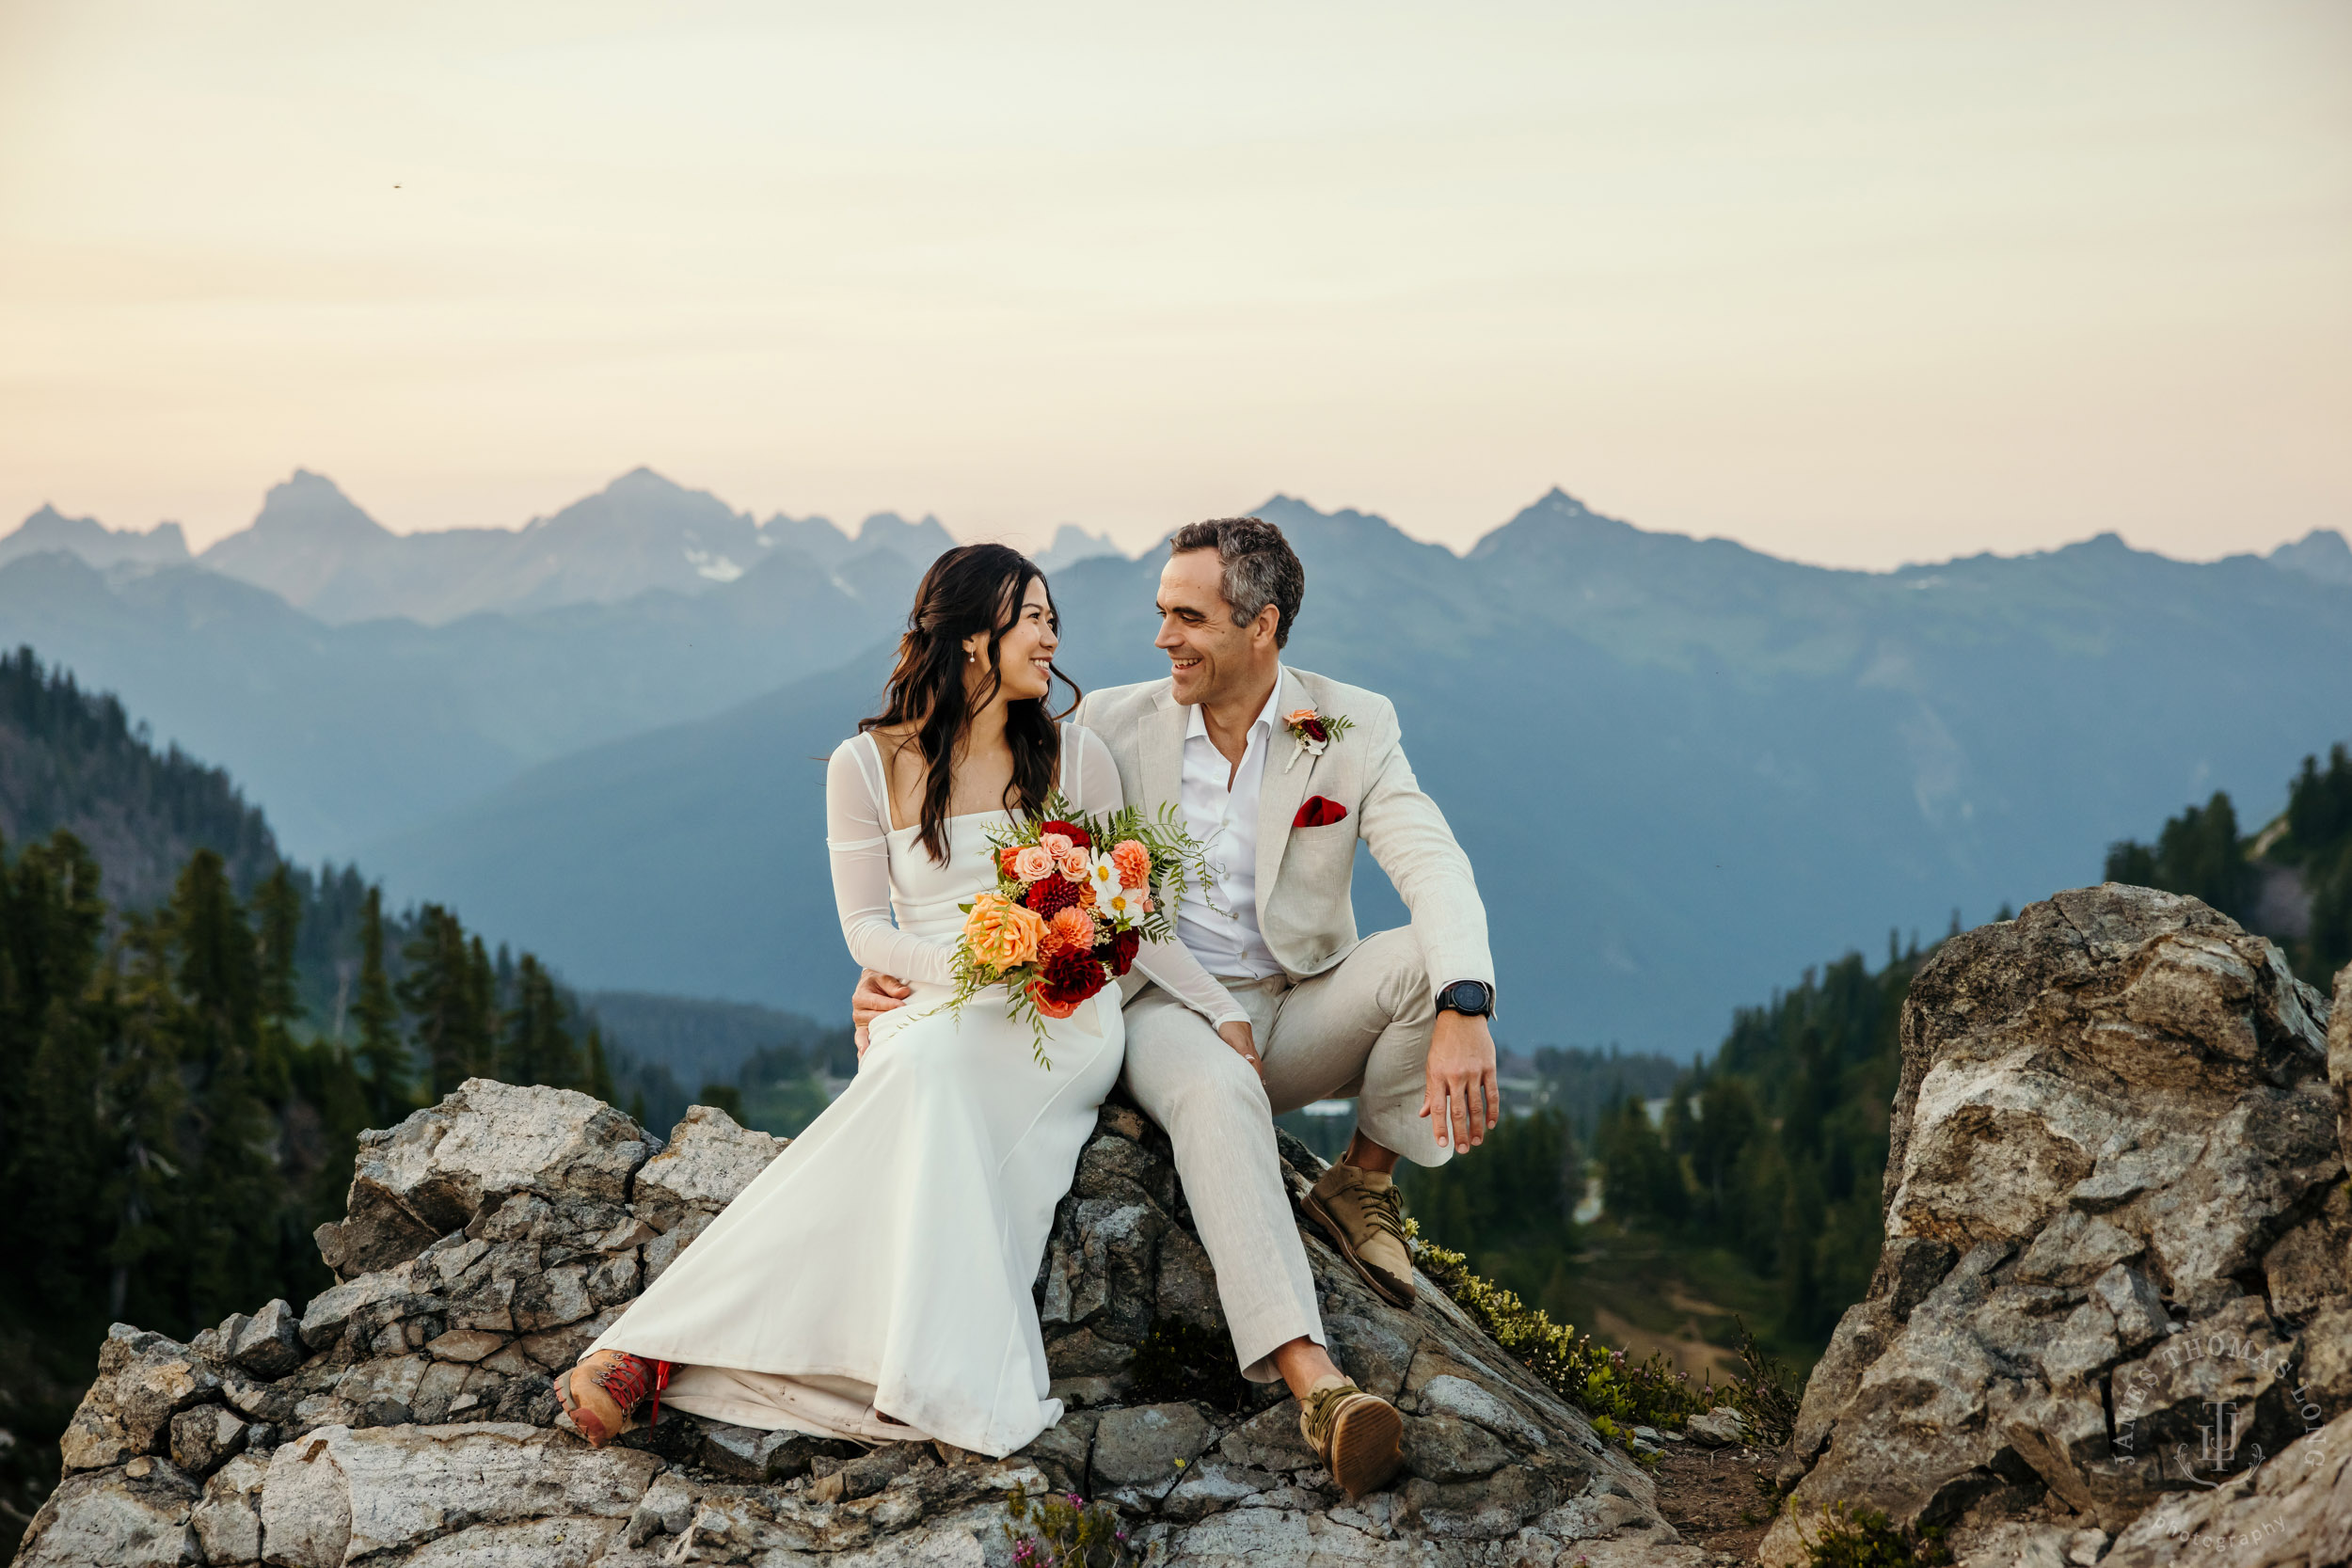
[15,1078,1692,1566]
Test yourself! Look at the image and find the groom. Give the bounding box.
[854,515,1499,1493]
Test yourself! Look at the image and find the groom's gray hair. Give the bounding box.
[1169,516,1305,649]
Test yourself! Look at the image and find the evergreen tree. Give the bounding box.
[503,954,582,1089]
[100,914,187,1324]
[1,832,110,1320]
[585,1024,617,1106]
[351,886,409,1123]
[252,863,303,1096]
[399,905,485,1099]
[166,852,282,1323]
[2103,790,2249,917]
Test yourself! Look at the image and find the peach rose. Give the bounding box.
[1011,844,1056,883]
[1041,832,1073,857]
[1286,707,1318,725]
[1041,906,1097,957]
[962,893,1043,970]
[1110,839,1151,890]
[1057,846,1091,880]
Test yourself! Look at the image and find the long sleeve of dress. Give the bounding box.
[827,736,961,987]
[1068,727,1250,1030]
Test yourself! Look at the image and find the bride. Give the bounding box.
[558,543,1255,1456]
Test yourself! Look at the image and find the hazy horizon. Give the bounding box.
[5,1,2345,569]
[11,463,2346,578]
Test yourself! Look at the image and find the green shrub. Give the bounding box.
[1408,1227,1708,1432]
[1794,1501,1951,1568]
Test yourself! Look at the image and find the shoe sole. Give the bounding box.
[556,1371,627,1447]
[1326,1396,1406,1500]
[1301,1193,1418,1309]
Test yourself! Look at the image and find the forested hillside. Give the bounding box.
[2105,739,2352,982]
[1399,932,1940,1379]
[0,648,276,911]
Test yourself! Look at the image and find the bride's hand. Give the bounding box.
[853,968,913,1028]
[1217,1020,1263,1082]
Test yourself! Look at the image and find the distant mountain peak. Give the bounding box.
[2269,528,2352,586]
[602,466,698,501]
[240,469,391,545]
[0,504,191,569]
[1536,485,1599,516]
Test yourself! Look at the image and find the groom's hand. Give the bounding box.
[853,969,913,1028]
[1421,1012,1500,1151]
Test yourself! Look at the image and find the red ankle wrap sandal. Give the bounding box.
[558,1351,673,1446]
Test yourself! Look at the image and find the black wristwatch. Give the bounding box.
[1436,979,1494,1018]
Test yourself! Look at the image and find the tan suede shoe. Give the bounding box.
[1302,1164,1416,1307]
[1299,1377,1404,1500]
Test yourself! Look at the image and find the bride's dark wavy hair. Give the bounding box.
[860,544,1079,864]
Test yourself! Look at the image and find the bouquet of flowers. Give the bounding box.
[947,795,1211,1065]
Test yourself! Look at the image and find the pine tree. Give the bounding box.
[101,914,188,1325]
[352,887,409,1123]
[586,1024,617,1106]
[468,935,498,1083]
[503,954,583,1089]
[252,863,304,1097]
[167,851,281,1323]
[399,905,484,1100]
[1,832,110,1322]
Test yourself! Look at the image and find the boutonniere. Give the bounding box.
[1281,706,1353,773]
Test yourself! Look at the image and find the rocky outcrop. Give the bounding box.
[1761,887,2351,1567]
[16,1078,1692,1566]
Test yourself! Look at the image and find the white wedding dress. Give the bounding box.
[587,722,1245,1457]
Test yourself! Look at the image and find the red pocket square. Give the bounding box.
[1294,795,1348,829]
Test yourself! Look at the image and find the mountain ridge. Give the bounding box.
[360,495,2352,1053]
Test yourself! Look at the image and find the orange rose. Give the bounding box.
[997,846,1024,877]
[962,892,1043,970]
[1076,882,1097,910]
[1041,906,1097,957]
[1011,844,1057,883]
[1110,839,1151,890]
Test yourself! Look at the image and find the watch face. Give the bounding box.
[1443,981,1490,1014]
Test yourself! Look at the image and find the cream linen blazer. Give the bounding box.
[1073,667,1494,998]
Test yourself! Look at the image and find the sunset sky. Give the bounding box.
[2,0,2344,568]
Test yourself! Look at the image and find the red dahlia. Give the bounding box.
[1036,946,1107,1006]
[1299,718,1328,742]
[1026,877,1080,918]
[1105,928,1140,977]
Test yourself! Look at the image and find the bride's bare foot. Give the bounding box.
[557,1351,668,1446]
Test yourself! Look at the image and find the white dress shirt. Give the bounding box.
[1176,672,1287,979]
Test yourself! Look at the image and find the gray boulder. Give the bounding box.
[16,1084,1695,1567]
[628,1104,787,1234]
[1760,886,2349,1566]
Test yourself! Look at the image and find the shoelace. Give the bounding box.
[595,1354,675,1427]
[1360,1184,1406,1246]
[1301,1382,1362,1445]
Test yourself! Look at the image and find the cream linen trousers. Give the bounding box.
[1120,924,1448,1383]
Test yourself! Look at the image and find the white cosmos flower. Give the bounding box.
[1100,884,1150,926]
[1083,854,1121,898]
